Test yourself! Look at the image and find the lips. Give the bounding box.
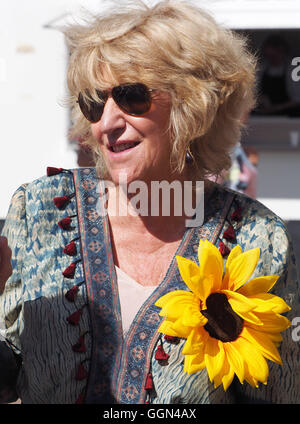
[109,141,140,153]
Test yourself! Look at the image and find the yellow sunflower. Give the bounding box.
[155,239,291,390]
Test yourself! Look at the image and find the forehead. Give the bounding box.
[79,58,160,93]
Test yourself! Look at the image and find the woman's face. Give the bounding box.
[90,87,173,185]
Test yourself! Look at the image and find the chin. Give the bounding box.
[106,168,142,186]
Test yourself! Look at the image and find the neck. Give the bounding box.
[106,169,204,242]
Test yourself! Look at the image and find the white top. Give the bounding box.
[115,266,157,336]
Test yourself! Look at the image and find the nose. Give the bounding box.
[94,96,126,136]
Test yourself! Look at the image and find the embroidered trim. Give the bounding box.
[47,166,89,404]
[218,199,243,257]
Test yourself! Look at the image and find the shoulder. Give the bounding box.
[8,167,98,211]
[213,184,293,277]
[4,168,86,237]
[213,183,288,237]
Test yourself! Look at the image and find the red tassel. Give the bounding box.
[64,241,77,256]
[63,262,77,279]
[47,167,63,176]
[65,285,79,302]
[58,216,72,230]
[218,241,231,257]
[223,225,235,241]
[75,363,88,381]
[144,372,154,390]
[164,335,177,343]
[53,195,72,210]
[155,344,169,361]
[75,393,85,404]
[231,207,242,222]
[72,335,86,353]
[67,309,82,326]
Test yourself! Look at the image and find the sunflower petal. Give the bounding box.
[181,305,208,327]
[242,326,282,364]
[238,275,279,297]
[222,245,243,288]
[157,319,178,337]
[223,289,257,313]
[204,338,225,382]
[244,362,259,388]
[182,327,208,359]
[224,341,245,384]
[235,309,263,325]
[184,353,206,374]
[249,293,291,314]
[222,366,235,391]
[176,256,210,300]
[155,290,194,308]
[198,240,224,292]
[234,336,269,384]
[182,327,206,355]
[226,248,260,292]
[172,317,194,338]
[247,312,291,333]
[213,354,232,390]
[158,292,197,319]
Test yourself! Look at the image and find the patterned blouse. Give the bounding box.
[0,167,299,404]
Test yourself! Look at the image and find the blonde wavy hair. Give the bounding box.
[65,0,256,179]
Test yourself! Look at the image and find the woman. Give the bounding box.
[0,0,299,404]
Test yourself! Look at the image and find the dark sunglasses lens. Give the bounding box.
[78,91,104,123]
[112,83,151,115]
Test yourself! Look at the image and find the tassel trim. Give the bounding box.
[65,285,79,302]
[66,309,83,326]
[75,363,88,381]
[62,259,81,279]
[231,206,242,222]
[53,194,75,210]
[222,224,235,241]
[72,334,87,353]
[75,392,85,404]
[65,281,84,302]
[144,372,154,391]
[218,241,231,257]
[50,165,89,404]
[154,343,169,362]
[58,215,77,230]
[47,167,71,177]
[164,335,179,344]
[64,240,78,256]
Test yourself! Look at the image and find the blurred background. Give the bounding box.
[0,0,299,275]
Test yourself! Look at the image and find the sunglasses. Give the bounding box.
[77,83,153,123]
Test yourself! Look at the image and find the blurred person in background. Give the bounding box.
[222,143,258,199]
[255,34,300,116]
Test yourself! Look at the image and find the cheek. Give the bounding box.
[91,124,102,143]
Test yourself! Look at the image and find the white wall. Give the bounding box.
[200,0,300,29]
[1,0,71,218]
[257,152,300,221]
[0,0,112,219]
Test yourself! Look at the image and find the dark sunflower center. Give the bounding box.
[201,292,243,342]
